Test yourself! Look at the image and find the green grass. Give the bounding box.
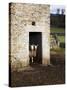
[57,36,65,43]
[50,27,65,43]
[50,27,65,33]
[50,47,65,53]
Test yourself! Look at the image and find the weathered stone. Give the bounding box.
[9,3,50,71]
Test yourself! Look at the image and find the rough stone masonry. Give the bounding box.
[9,3,50,71]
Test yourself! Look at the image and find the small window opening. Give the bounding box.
[32,21,35,26]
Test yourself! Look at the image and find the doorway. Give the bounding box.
[29,32,42,65]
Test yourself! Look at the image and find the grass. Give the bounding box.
[50,47,65,54]
[50,27,65,43]
[50,27,65,33]
[57,36,65,43]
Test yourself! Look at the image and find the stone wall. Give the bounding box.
[9,3,50,71]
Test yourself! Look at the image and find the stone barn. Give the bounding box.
[9,3,50,71]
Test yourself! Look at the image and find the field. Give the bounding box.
[50,27,65,44]
[50,27,65,33]
[57,36,65,43]
[50,27,65,54]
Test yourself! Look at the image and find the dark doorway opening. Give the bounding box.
[29,32,42,65]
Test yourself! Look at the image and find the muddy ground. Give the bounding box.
[10,53,65,87]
